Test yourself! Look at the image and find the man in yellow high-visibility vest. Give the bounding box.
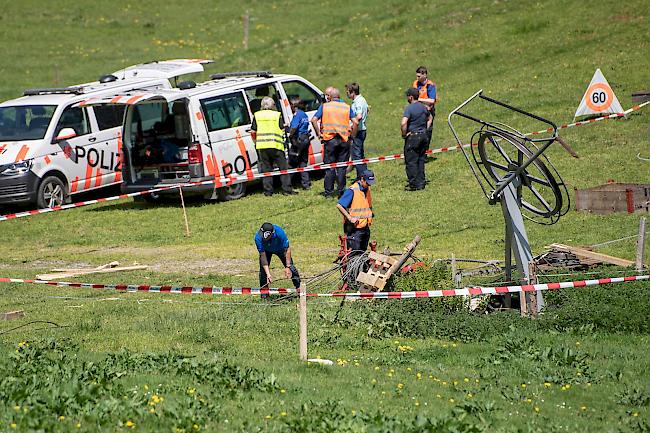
[251,97,296,196]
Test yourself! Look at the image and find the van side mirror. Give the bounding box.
[54,128,77,142]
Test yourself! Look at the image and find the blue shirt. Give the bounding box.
[290,109,310,135]
[254,224,290,254]
[416,81,437,100]
[403,101,429,133]
[313,99,356,120]
[338,183,368,208]
[350,95,369,131]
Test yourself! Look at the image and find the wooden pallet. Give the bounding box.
[356,235,421,291]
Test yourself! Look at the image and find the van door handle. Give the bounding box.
[88,137,97,142]
[245,128,252,133]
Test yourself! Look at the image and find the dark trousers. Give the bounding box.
[257,148,292,194]
[404,132,428,190]
[345,225,371,254]
[350,129,367,180]
[259,251,301,288]
[289,134,311,188]
[323,136,350,197]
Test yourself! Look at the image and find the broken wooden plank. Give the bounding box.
[2,310,25,321]
[548,243,635,267]
[51,261,120,272]
[37,265,148,280]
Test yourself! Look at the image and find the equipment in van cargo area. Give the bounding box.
[127,100,193,183]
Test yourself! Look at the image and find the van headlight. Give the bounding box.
[0,160,32,176]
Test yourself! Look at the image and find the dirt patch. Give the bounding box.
[149,258,254,276]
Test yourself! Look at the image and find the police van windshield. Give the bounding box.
[0,105,57,141]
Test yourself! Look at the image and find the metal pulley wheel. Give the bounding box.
[471,126,570,224]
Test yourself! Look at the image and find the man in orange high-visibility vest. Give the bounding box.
[413,65,437,150]
[311,87,358,198]
[336,169,375,254]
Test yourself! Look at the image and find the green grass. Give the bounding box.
[1,0,649,431]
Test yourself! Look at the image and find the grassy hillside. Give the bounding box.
[0,1,648,432]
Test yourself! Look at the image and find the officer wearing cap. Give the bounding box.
[336,170,375,253]
[254,222,301,291]
[401,88,432,191]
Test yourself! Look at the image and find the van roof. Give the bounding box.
[97,74,317,101]
[0,59,213,108]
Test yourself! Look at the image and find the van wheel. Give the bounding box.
[133,191,161,204]
[218,183,246,201]
[37,176,67,209]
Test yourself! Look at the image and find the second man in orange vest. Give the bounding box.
[311,87,358,198]
[336,169,375,254]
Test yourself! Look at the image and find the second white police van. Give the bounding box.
[0,59,212,208]
[86,71,325,201]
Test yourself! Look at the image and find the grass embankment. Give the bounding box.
[0,0,649,431]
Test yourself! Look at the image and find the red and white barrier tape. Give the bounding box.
[0,277,295,295]
[310,275,649,299]
[0,274,646,299]
[528,101,649,136]
[0,102,646,223]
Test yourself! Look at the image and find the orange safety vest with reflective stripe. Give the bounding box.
[412,79,436,101]
[254,110,285,151]
[346,181,373,228]
[321,101,351,142]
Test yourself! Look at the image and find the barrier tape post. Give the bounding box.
[637,216,646,272]
[178,186,191,237]
[298,283,308,361]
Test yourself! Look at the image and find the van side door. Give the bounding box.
[199,91,257,182]
[278,80,324,164]
[86,104,126,187]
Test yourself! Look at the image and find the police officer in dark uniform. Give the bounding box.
[401,88,432,191]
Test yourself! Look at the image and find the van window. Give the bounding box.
[0,105,57,141]
[282,81,322,111]
[201,93,251,132]
[55,106,90,138]
[245,85,280,113]
[94,104,126,130]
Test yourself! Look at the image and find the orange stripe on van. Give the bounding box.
[70,176,79,193]
[94,168,102,188]
[84,164,93,190]
[308,142,315,165]
[15,145,29,162]
[126,95,144,105]
[195,111,203,120]
[283,99,290,107]
[235,129,254,181]
[0,144,6,154]
[205,154,221,188]
[110,96,123,103]
[44,155,52,165]
[114,170,122,183]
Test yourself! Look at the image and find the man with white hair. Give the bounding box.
[251,97,295,196]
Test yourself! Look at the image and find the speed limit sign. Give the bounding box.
[574,69,624,119]
[585,82,614,111]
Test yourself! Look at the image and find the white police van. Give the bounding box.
[0,59,213,208]
[86,71,324,201]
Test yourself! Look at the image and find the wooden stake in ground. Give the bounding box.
[298,283,307,361]
[637,216,647,272]
[521,262,539,318]
[242,12,249,50]
[178,186,190,237]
